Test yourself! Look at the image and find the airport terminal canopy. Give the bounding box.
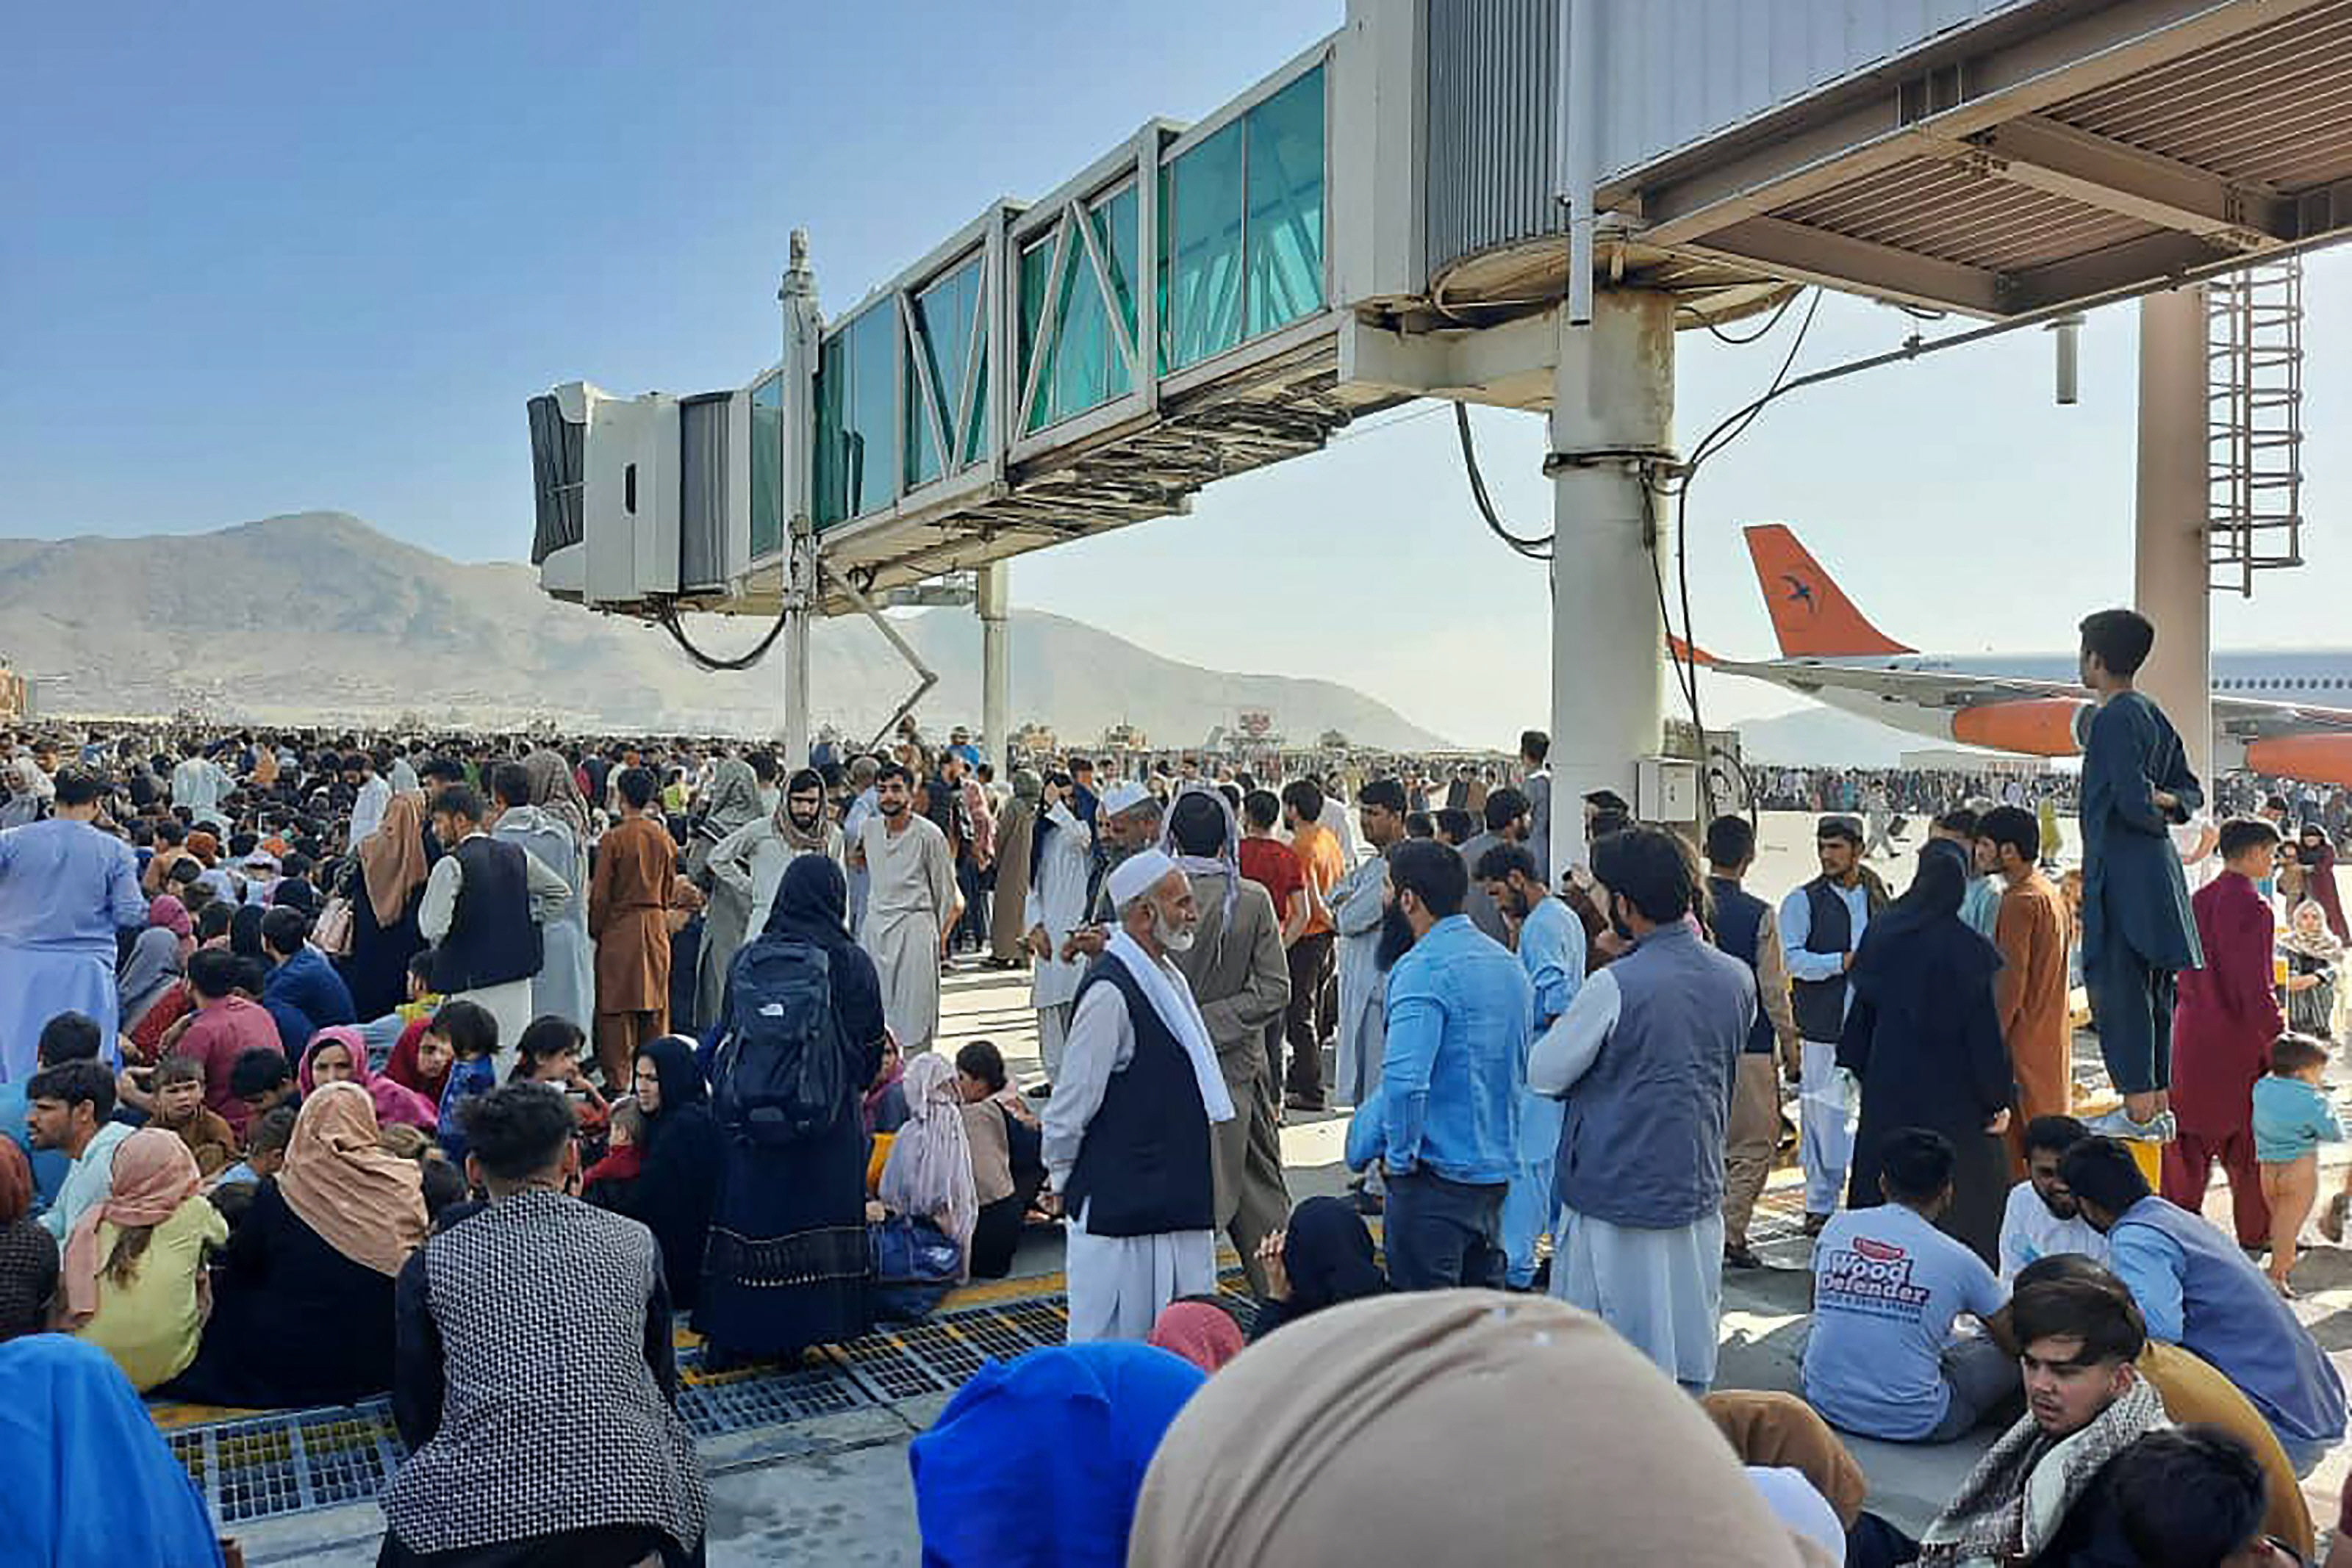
[530,0,2352,622]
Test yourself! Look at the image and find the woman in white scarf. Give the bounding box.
[880,1051,979,1279]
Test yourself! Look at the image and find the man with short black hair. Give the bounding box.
[848,760,959,1057]
[26,1058,131,1243]
[2076,606,2204,1137]
[1531,825,1754,1389]
[1277,780,1344,1111]
[259,904,356,1056]
[1978,805,2073,1156]
[1477,840,1582,1290]
[1919,1267,2165,1564]
[2000,1115,2108,1284]
[1455,785,1529,948]
[1,1012,103,1215]
[1804,1127,2017,1443]
[1934,806,2001,939]
[1704,814,1800,1269]
[1519,730,1552,878]
[176,945,285,1138]
[425,783,567,1075]
[1330,779,1407,1112]
[1781,814,1887,1234]
[383,1082,708,1566]
[2062,1135,2346,1467]
[1360,838,1527,1291]
[0,766,146,1082]
[2107,1428,2293,1568]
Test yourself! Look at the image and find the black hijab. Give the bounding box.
[622,1034,720,1311]
[1252,1195,1388,1341]
[1849,841,2000,1001]
[752,855,888,1049]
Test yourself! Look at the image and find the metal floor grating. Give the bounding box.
[168,1292,1099,1527]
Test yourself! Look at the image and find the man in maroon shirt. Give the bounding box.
[1237,791,1308,946]
[165,947,285,1138]
[2163,817,2284,1247]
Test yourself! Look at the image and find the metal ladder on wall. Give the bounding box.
[2207,256,2306,596]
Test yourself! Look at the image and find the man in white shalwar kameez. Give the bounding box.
[1023,775,1094,1087]
[1044,850,1236,1342]
[850,763,960,1056]
[1528,825,1754,1392]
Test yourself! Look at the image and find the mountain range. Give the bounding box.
[0,512,1450,749]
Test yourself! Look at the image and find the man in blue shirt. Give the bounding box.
[1476,842,1582,1290]
[1804,1128,2017,1442]
[0,1012,105,1216]
[1779,816,1888,1234]
[1372,839,1528,1291]
[2062,1135,2346,1467]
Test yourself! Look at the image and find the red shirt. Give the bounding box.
[1238,838,1305,932]
[176,996,284,1138]
[2172,870,2285,1134]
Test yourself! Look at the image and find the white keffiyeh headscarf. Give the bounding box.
[1105,924,1236,1126]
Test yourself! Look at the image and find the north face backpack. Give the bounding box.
[711,938,847,1145]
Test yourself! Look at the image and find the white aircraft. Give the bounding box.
[1693,525,2352,788]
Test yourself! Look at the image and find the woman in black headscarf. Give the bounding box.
[693,855,886,1367]
[1249,1195,1389,1342]
[1838,841,2015,1266]
[592,1033,723,1312]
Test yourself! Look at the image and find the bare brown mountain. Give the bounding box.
[0,512,1448,749]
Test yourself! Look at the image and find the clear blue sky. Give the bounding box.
[6,1,2346,748]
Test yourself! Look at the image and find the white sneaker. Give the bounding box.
[2083,1107,2177,1143]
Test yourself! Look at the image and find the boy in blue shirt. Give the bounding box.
[2252,1032,2340,1294]
[429,999,503,1165]
[1804,1127,2017,1442]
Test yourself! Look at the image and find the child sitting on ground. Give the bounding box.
[397,951,442,1025]
[429,1000,501,1164]
[581,1096,647,1211]
[210,1104,296,1193]
[2252,1032,2341,1294]
[145,1055,236,1177]
[508,1015,609,1156]
[952,1040,1050,1279]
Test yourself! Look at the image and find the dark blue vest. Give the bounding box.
[1063,954,1214,1238]
[2115,1197,2347,1445]
[1793,877,1869,1043]
[431,837,543,994]
[1707,877,1778,1057]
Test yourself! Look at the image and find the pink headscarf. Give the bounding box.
[59,1128,201,1328]
[1149,1301,1246,1374]
[300,1026,439,1131]
[148,895,195,960]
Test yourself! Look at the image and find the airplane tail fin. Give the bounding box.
[1742,524,1914,658]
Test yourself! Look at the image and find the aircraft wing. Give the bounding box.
[1708,658,2072,710]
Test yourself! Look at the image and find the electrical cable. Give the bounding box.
[653,594,792,672]
[1675,287,1802,345]
[1454,401,1552,559]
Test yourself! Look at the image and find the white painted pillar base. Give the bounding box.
[978,561,1011,773]
[1549,292,1674,883]
[2132,288,2214,788]
[781,524,815,767]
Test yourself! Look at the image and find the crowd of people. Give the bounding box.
[1,606,2351,1564]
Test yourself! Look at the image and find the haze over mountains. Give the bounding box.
[0,512,1450,749]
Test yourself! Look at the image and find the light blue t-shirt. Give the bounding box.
[1803,1204,2006,1440]
[2252,1074,2342,1164]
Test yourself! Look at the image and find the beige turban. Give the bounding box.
[1127,1290,1835,1568]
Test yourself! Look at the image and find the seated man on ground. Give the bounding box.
[2101,1426,2301,1568]
[1804,1127,2018,1444]
[2000,1114,2109,1286]
[1918,1272,2168,1564]
[2012,1254,2315,1560]
[2062,1134,2348,1470]
[26,1060,133,1245]
[381,1083,707,1567]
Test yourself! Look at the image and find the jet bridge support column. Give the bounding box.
[1548,291,1675,882]
[2132,287,2215,788]
[979,561,1011,772]
[778,230,822,769]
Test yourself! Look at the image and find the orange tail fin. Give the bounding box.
[1742,524,1913,657]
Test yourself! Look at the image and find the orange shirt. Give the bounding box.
[1290,820,1347,939]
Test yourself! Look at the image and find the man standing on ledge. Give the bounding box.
[1044,849,1234,1340]
[2076,608,2203,1140]
[850,761,960,1057]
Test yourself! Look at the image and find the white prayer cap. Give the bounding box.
[1107,848,1180,909]
[1101,780,1155,819]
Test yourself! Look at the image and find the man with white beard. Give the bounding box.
[1043,849,1235,1341]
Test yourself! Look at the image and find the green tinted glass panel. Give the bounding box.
[1030,216,1132,431]
[963,335,989,467]
[1018,237,1053,407]
[750,372,784,558]
[903,331,942,492]
[843,303,896,517]
[1244,66,1325,337]
[813,334,849,528]
[1091,184,1140,347]
[908,255,984,483]
[1159,121,1244,373]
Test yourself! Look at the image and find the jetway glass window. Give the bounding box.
[1160,63,1325,373]
[814,303,897,528]
[750,373,784,558]
[1020,183,1140,434]
[906,253,986,489]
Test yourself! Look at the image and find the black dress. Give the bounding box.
[692,856,883,1361]
[592,1035,723,1313]
[337,827,440,1021]
[168,1179,398,1408]
[1839,846,2016,1267]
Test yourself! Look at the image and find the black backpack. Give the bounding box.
[711,938,846,1146]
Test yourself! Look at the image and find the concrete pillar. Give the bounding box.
[978,560,1011,772]
[2132,287,2213,788]
[780,524,814,768]
[778,230,822,768]
[1548,291,1674,884]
